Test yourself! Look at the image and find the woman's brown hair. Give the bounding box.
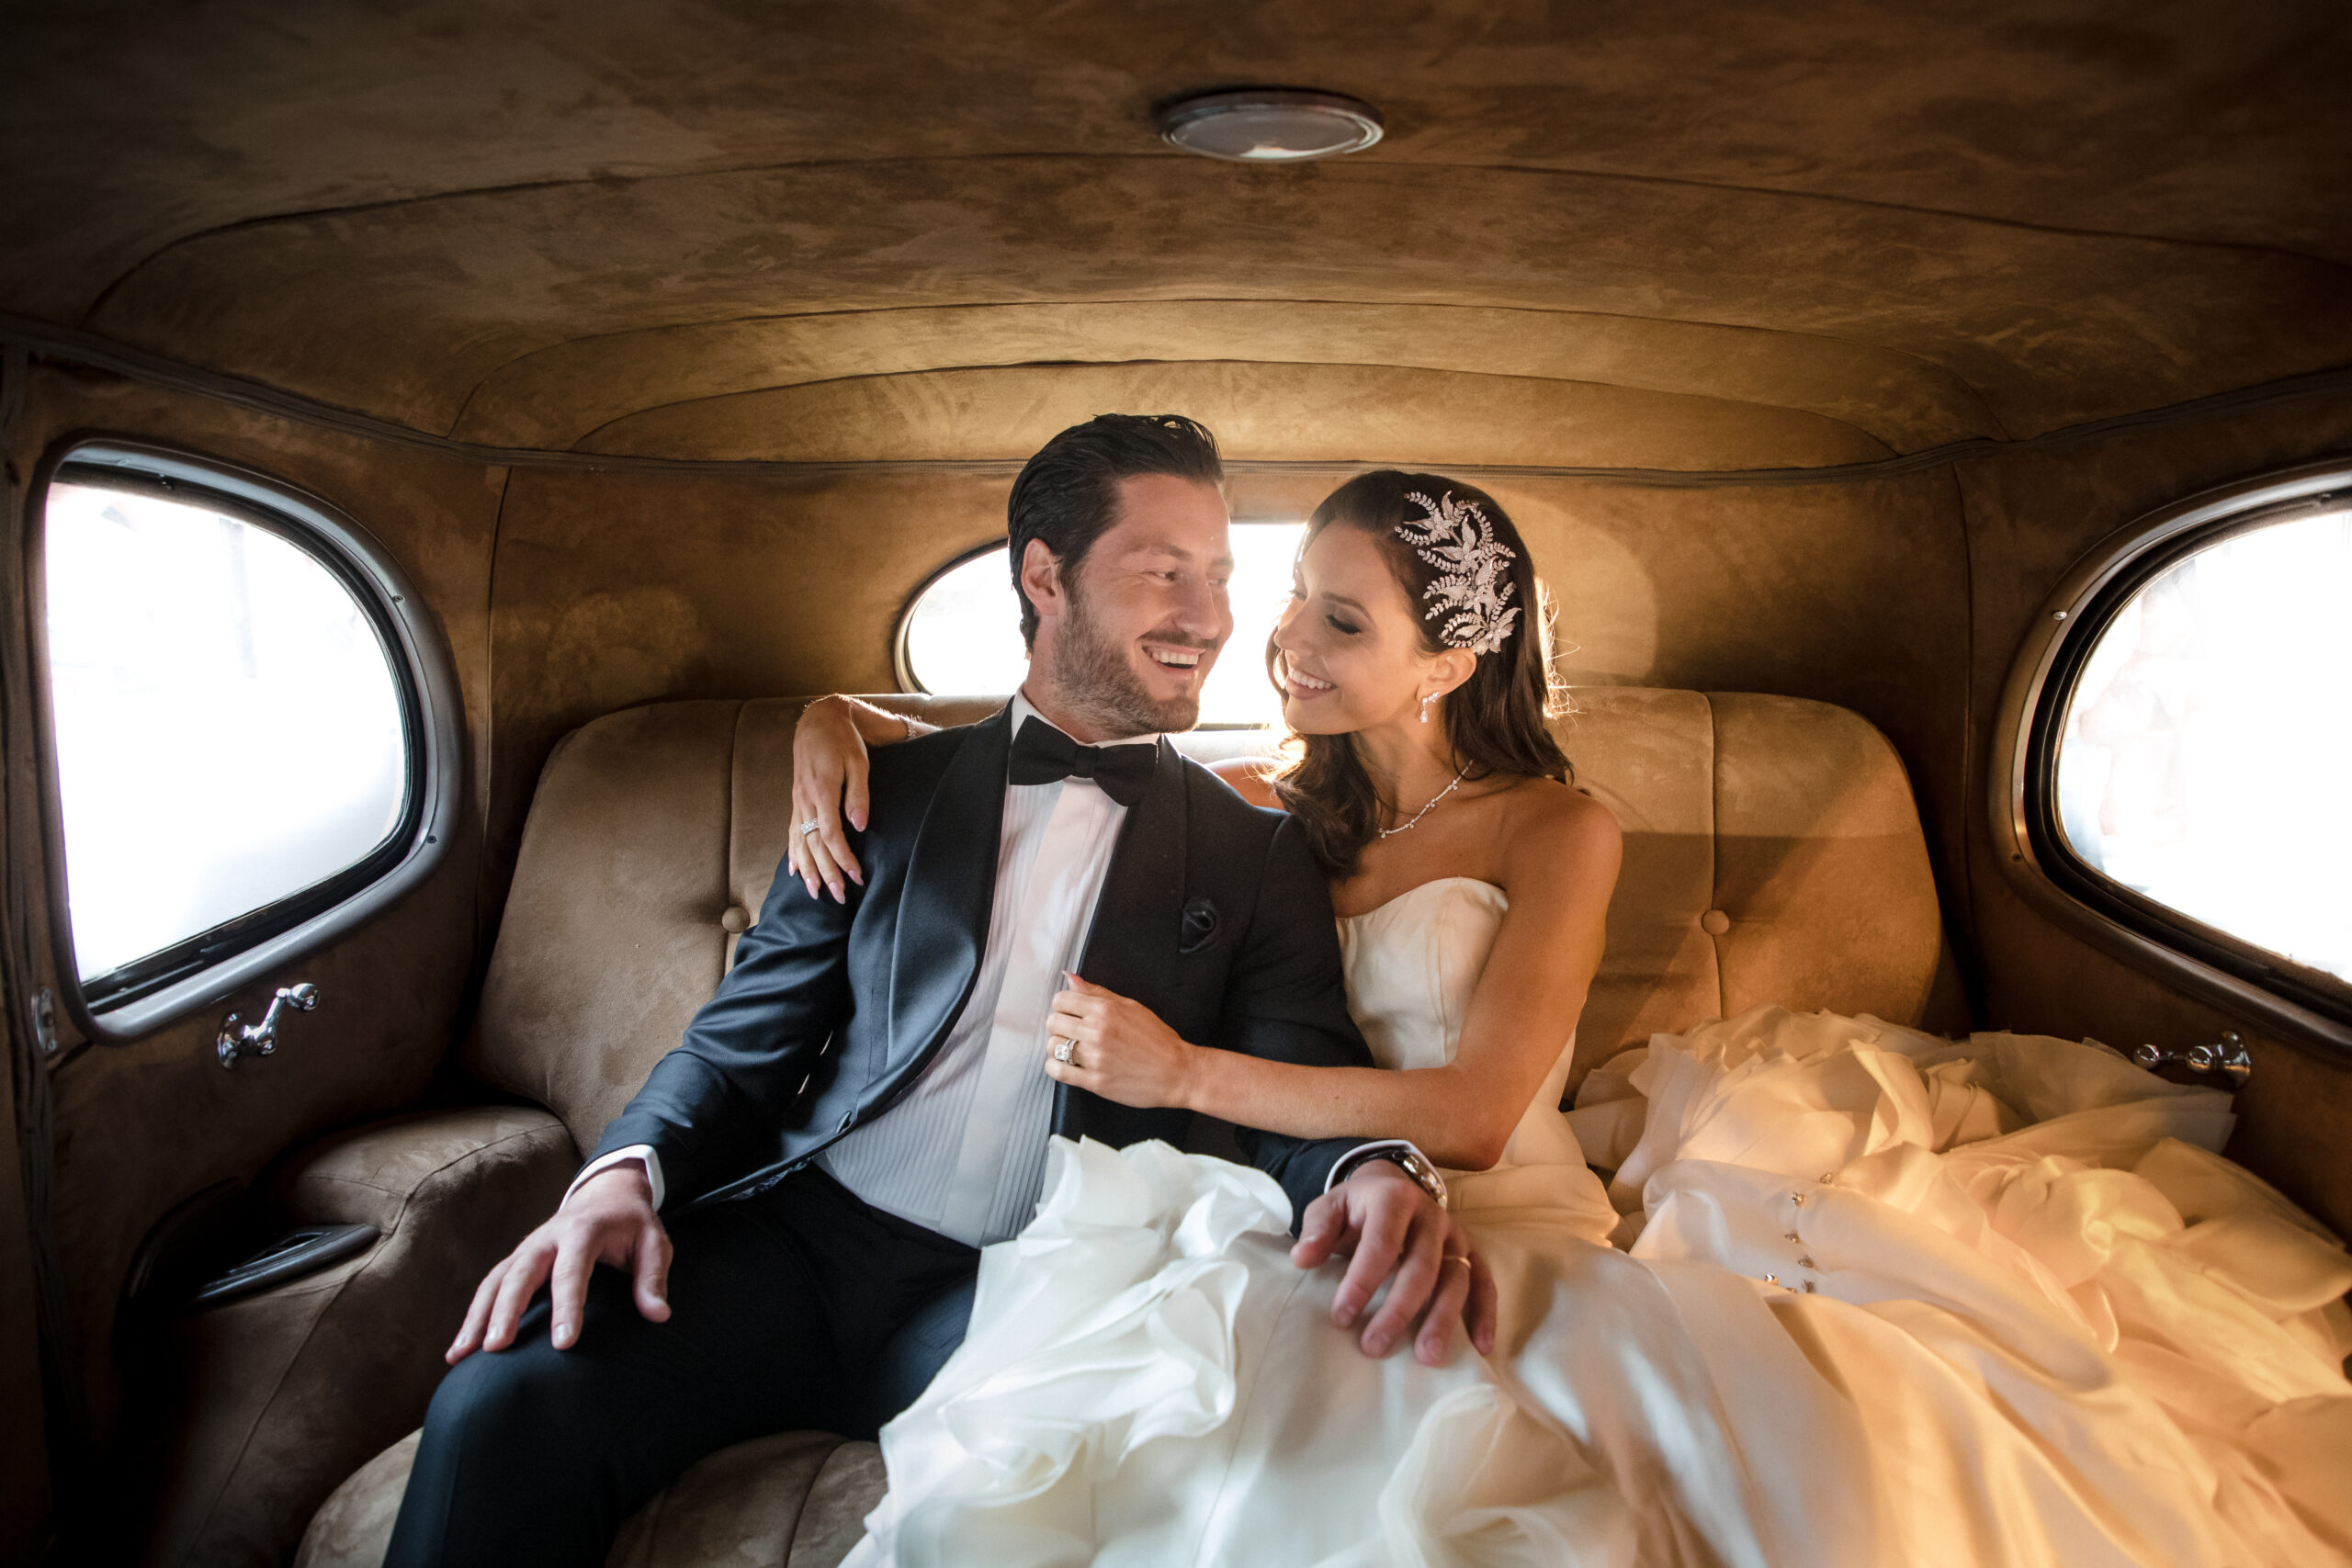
[1270,470,1573,877]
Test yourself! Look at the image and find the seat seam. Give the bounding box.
[781,1438,846,1568]
[727,700,749,967]
[189,1111,564,1562]
[295,1118,571,1230]
[169,1270,351,1563]
[1704,692,1725,1021]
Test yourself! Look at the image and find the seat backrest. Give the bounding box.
[467,689,1950,1152]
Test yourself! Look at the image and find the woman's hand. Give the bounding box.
[787,696,872,901]
[1044,976,1202,1111]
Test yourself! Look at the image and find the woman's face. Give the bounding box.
[1272,523,1450,735]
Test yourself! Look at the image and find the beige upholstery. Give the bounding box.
[295,1430,885,1568]
[466,687,1951,1144]
[304,683,1950,1566]
[129,1108,576,1568]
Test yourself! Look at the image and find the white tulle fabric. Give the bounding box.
[845,881,2352,1567]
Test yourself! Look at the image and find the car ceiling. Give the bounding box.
[6,0,2349,468]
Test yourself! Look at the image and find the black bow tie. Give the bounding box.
[1008,716,1158,807]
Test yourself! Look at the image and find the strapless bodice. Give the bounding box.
[1336,878,1600,1190]
[1335,876,1509,1073]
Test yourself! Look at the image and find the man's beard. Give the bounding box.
[1051,581,1209,737]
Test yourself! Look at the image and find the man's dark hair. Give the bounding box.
[1005,413,1225,649]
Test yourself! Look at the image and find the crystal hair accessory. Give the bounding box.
[1396,491,1521,655]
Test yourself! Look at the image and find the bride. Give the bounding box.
[787,473,2352,1566]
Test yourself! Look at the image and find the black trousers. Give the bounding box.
[384,1168,980,1568]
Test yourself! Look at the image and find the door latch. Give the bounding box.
[29,987,58,1055]
[2131,1030,2251,1089]
[217,983,320,1069]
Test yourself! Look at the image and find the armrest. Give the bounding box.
[277,1103,576,1235]
[130,1106,576,1568]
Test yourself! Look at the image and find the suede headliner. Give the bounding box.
[6,0,2351,461]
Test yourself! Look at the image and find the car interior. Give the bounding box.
[3,4,2348,1564]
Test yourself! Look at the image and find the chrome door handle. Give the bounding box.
[2131,1030,2251,1089]
[217,983,320,1069]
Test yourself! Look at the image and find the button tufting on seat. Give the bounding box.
[720,906,751,933]
[1700,908,1732,935]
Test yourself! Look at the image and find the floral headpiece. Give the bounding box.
[1396,491,1521,655]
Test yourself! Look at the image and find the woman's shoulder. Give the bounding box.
[1489,775,1622,872]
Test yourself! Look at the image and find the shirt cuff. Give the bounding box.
[1322,1139,1430,1194]
[564,1145,665,1213]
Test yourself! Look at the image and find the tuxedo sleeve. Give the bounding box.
[587,848,860,1208]
[1217,813,1388,1228]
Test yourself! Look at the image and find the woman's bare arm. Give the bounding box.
[787,695,934,900]
[1046,790,1623,1168]
[796,725,1271,897]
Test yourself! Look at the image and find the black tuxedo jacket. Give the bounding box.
[593,704,1379,1227]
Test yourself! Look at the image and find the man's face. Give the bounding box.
[1034,473,1234,737]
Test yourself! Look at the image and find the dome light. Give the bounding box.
[1156,89,1384,164]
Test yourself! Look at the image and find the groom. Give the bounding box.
[388,413,1483,1566]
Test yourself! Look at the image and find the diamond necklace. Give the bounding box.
[1377,766,1470,840]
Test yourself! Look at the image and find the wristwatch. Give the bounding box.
[1328,1140,1448,1207]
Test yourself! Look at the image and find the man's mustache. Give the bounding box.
[1134,628,1222,651]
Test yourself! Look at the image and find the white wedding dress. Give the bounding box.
[845,879,2352,1567]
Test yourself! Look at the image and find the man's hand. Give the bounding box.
[447,1162,673,1363]
[1291,1160,1497,1366]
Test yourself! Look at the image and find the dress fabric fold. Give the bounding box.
[845,878,2352,1567]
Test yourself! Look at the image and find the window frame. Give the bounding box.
[892,538,1011,696]
[26,438,465,1044]
[1992,457,2352,1052]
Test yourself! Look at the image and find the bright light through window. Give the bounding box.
[900,524,1307,727]
[43,479,410,984]
[2054,509,2352,983]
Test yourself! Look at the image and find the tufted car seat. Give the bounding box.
[271,687,1956,1568]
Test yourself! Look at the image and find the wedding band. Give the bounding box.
[1441,1255,1472,1271]
[1052,1037,1075,1064]
[797,819,821,836]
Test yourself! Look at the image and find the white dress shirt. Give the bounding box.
[817,692,1139,1243]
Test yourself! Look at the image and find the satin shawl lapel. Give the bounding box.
[887,705,1011,1078]
[1058,739,1187,1134]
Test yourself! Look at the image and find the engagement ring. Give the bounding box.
[797,819,821,836]
[1052,1037,1076,1064]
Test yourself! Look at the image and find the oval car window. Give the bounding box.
[900,523,1307,727]
[43,477,412,992]
[2052,508,2352,984]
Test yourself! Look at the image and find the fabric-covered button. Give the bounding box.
[720,906,751,933]
[1700,908,1732,935]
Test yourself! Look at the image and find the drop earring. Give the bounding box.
[1419,692,1437,725]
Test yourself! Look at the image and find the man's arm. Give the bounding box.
[586,846,862,1207]
[447,850,863,1361]
[1216,813,1392,1222]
